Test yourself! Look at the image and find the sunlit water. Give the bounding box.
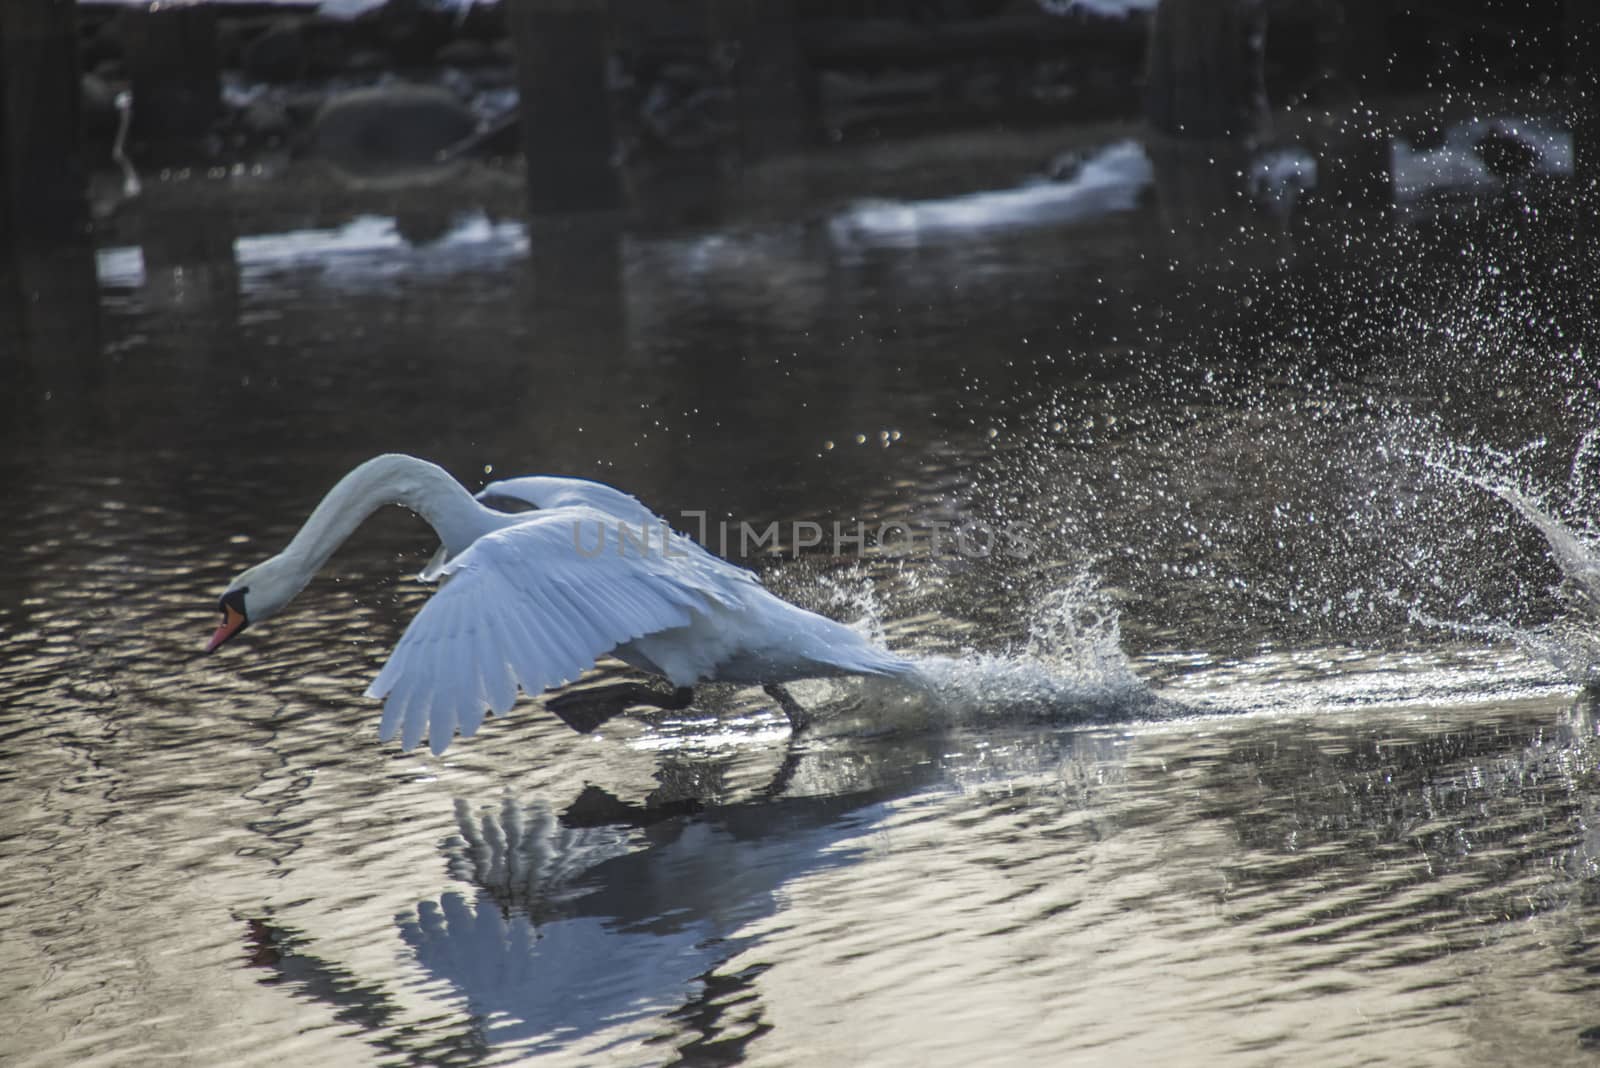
[6,110,1600,1065]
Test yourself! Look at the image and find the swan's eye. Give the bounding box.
[219,587,250,619]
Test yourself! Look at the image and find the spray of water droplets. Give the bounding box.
[1394,429,1600,683]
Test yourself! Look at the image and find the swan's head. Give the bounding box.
[205,555,301,653]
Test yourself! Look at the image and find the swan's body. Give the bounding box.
[207,454,914,753]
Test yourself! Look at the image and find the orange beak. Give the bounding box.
[206,604,248,653]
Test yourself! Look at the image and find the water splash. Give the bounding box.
[1409,434,1600,682]
[852,573,1159,730]
[1569,427,1600,509]
[809,562,894,648]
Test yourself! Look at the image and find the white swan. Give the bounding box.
[206,454,914,754]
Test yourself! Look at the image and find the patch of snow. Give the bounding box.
[829,139,1152,246]
[1034,0,1158,17]
[1392,115,1572,203]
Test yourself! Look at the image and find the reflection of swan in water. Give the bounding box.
[398,786,898,1053]
[395,724,1132,1054]
[247,724,1127,1058]
[205,454,915,754]
[441,796,635,920]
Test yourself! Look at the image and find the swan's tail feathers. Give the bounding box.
[834,643,921,681]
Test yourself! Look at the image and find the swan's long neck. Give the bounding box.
[279,454,499,578]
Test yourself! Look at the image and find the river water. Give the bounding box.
[5,114,1600,1066]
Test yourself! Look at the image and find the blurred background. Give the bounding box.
[5,0,1597,535]
[4,0,1595,226]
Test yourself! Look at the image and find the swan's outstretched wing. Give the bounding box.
[366,508,743,755]
[478,475,761,592]
[480,476,664,530]
[420,476,697,583]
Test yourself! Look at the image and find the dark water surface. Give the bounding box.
[6,116,1600,1065]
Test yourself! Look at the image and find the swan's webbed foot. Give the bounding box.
[763,683,810,733]
[546,682,696,733]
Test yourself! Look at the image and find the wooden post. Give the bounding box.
[2,238,103,428]
[122,3,221,150]
[0,0,97,424]
[137,211,240,327]
[0,0,87,244]
[1306,0,1390,222]
[507,0,620,213]
[709,0,814,162]
[1144,0,1268,139]
[0,88,8,260]
[1336,0,1388,95]
[523,216,623,347]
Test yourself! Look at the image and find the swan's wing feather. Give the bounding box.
[423,472,760,614]
[422,477,655,582]
[378,677,407,743]
[366,509,737,754]
[418,545,451,582]
[402,678,431,752]
[479,476,663,530]
[458,674,488,738]
[478,475,763,592]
